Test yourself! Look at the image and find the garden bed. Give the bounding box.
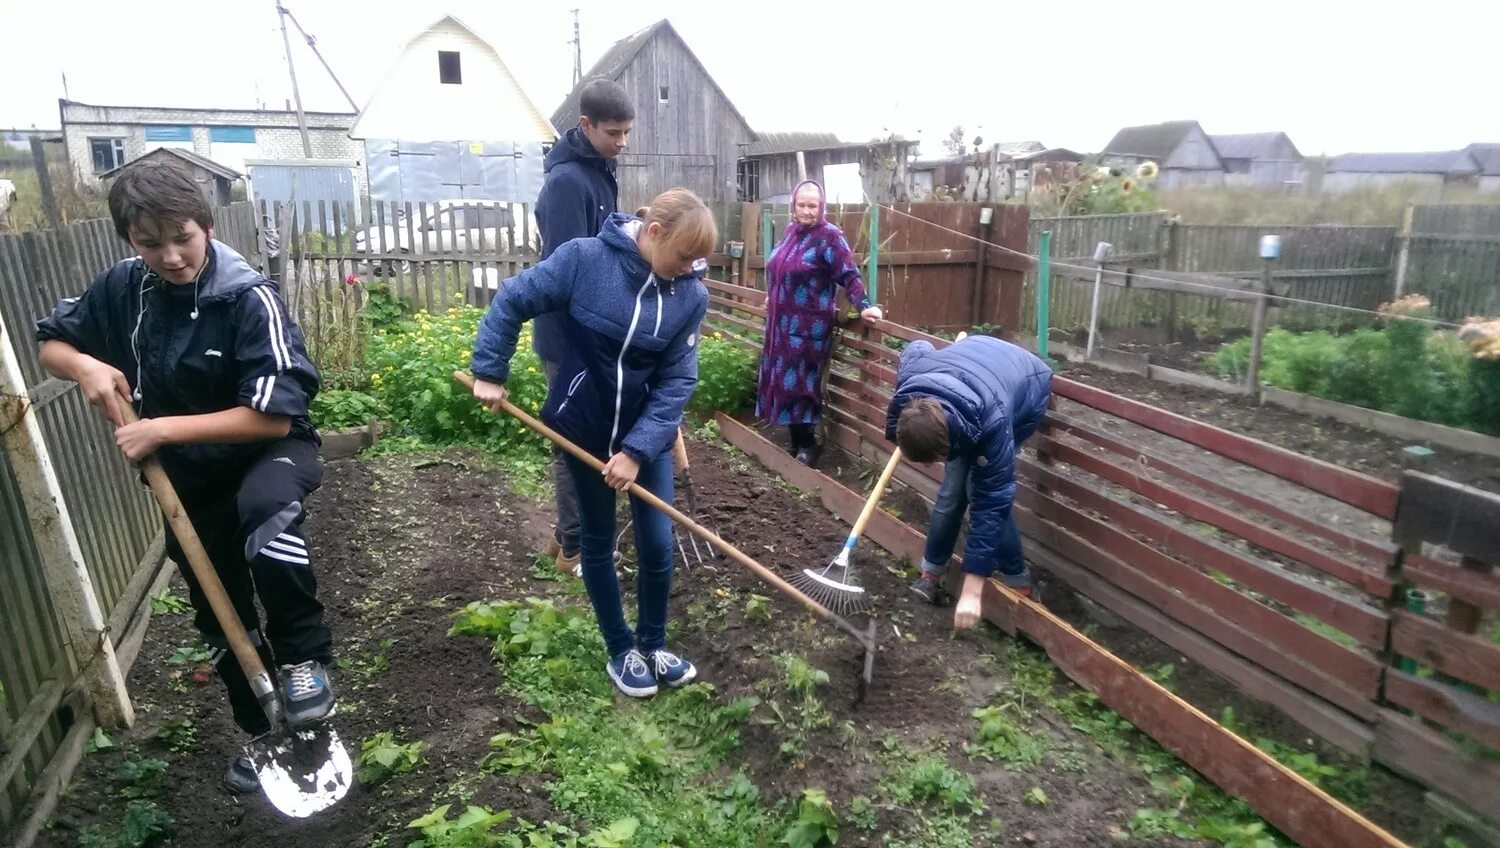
[32,427,1425,848]
[1055,360,1500,495]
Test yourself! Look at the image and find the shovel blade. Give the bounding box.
[247,724,353,818]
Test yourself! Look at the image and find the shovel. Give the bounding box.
[116,392,351,818]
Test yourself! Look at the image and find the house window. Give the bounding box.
[438,51,462,84]
[658,85,669,103]
[89,137,125,173]
[736,159,760,202]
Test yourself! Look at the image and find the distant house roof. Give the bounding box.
[1465,143,1500,175]
[1326,150,1481,175]
[550,20,754,136]
[100,146,241,181]
[1103,120,1204,160]
[1209,132,1301,161]
[739,132,914,158]
[1012,147,1085,164]
[995,141,1045,156]
[740,132,843,157]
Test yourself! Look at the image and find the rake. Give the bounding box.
[455,371,879,685]
[671,428,720,568]
[790,447,903,616]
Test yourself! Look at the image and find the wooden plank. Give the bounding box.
[418,202,434,312]
[1403,554,1500,611]
[708,293,765,318]
[1383,671,1500,750]
[1018,457,1390,650]
[1015,494,1380,717]
[1389,611,1500,692]
[1035,434,1394,597]
[1047,410,1394,566]
[1374,709,1500,818]
[1050,376,1400,519]
[704,276,766,306]
[1395,471,1500,564]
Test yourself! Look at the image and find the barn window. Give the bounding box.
[438,51,462,84]
[658,86,669,103]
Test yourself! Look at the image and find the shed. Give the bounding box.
[100,146,240,207]
[1102,120,1225,189]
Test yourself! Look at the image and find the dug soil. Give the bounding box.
[39,443,1198,848]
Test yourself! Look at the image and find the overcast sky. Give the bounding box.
[3,0,1495,157]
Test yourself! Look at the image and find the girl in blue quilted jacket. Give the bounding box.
[469,189,713,698]
[885,333,1053,628]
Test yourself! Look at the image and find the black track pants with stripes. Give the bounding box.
[163,436,331,735]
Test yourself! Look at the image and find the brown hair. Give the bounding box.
[579,78,635,123]
[895,397,950,463]
[643,188,717,259]
[633,205,651,218]
[107,159,214,242]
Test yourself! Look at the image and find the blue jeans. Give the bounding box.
[563,452,675,657]
[920,454,1030,588]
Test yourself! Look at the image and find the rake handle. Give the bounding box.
[844,447,903,545]
[455,372,862,639]
[114,391,281,726]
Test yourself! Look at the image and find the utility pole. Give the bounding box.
[277,2,313,158]
[279,2,360,112]
[570,9,582,86]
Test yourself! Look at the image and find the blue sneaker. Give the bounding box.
[279,660,336,730]
[607,649,658,698]
[648,649,698,687]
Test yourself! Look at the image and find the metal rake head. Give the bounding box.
[789,563,871,617]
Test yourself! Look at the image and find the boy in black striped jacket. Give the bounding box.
[35,160,333,796]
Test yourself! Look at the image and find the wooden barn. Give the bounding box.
[1209,132,1304,188]
[552,19,756,210]
[1102,120,1225,189]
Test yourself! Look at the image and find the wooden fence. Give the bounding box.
[0,203,259,832]
[1025,215,1401,341]
[702,276,1500,827]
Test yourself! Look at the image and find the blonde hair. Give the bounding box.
[643,188,717,259]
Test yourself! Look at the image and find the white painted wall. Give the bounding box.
[350,18,555,144]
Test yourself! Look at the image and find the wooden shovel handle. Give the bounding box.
[849,447,903,539]
[114,393,275,696]
[672,428,690,471]
[455,372,864,640]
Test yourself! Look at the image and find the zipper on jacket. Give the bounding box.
[610,273,654,454]
[555,370,587,416]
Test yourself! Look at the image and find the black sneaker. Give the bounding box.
[223,755,260,794]
[909,576,949,605]
[279,660,336,730]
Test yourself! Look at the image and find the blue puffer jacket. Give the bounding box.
[884,336,1053,576]
[531,126,619,364]
[472,214,708,463]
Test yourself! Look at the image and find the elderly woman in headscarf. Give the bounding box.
[755,180,883,465]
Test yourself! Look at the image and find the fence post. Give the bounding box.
[1086,241,1112,358]
[866,202,880,305]
[1245,235,1280,393]
[1037,229,1052,361]
[1393,204,1413,298]
[0,313,134,729]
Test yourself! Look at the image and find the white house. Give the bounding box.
[350,15,556,205]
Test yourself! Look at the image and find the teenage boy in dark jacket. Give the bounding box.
[886,334,1053,628]
[532,77,634,574]
[36,161,334,795]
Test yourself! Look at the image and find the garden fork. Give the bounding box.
[671,429,719,569]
